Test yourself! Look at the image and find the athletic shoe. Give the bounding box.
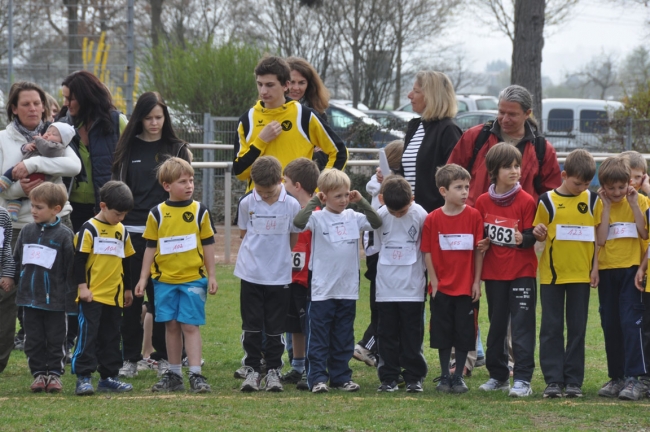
[450,375,469,394]
[234,365,249,379]
[332,380,360,392]
[509,380,533,397]
[280,369,303,384]
[618,377,645,401]
[13,335,24,351]
[475,356,486,368]
[296,370,309,391]
[30,374,48,393]
[152,370,185,392]
[433,375,451,393]
[46,375,63,393]
[377,381,398,392]
[598,378,625,398]
[137,357,158,371]
[75,376,94,396]
[157,359,170,377]
[479,378,510,392]
[240,368,261,392]
[264,368,284,392]
[182,357,205,367]
[543,383,563,398]
[353,344,377,367]
[189,373,211,393]
[312,382,329,393]
[97,377,133,393]
[406,380,423,393]
[564,383,583,398]
[118,360,138,378]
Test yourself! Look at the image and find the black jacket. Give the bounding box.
[398,117,462,213]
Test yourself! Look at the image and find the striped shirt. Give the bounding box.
[0,209,15,278]
[402,122,425,194]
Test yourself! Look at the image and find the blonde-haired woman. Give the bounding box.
[397,71,461,213]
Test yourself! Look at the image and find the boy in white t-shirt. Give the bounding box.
[235,156,301,392]
[293,169,382,393]
[374,176,429,393]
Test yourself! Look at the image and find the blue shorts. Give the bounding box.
[153,278,207,325]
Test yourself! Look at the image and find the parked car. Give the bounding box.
[365,109,416,129]
[397,94,499,114]
[329,99,370,111]
[326,102,404,148]
[455,110,497,131]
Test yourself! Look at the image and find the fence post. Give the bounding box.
[202,113,215,209]
[224,164,232,264]
[626,117,633,151]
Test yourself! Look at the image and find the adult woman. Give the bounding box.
[0,81,80,373]
[112,92,192,378]
[397,71,462,213]
[448,84,561,205]
[61,70,127,231]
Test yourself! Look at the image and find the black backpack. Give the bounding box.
[466,120,547,194]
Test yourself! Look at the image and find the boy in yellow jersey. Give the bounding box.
[533,149,601,399]
[595,157,649,401]
[135,157,217,393]
[72,181,136,395]
[233,56,347,192]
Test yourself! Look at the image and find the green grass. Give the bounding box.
[1,264,650,431]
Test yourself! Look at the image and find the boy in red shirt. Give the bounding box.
[474,143,538,397]
[421,164,483,394]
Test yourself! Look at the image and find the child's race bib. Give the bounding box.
[291,252,306,271]
[22,244,57,269]
[159,234,197,255]
[251,214,289,235]
[93,237,125,258]
[484,214,517,247]
[439,234,474,251]
[555,225,594,242]
[607,222,638,240]
[328,220,359,242]
[379,245,417,266]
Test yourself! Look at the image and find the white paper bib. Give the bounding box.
[93,237,125,258]
[252,214,289,235]
[22,244,57,269]
[607,222,638,240]
[484,214,517,247]
[160,234,197,255]
[328,220,359,242]
[439,234,474,251]
[292,252,307,271]
[379,245,417,266]
[556,225,595,242]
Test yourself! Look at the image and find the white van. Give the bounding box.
[541,98,623,150]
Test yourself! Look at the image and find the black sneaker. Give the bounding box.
[451,374,469,393]
[433,375,451,393]
[475,356,486,368]
[406,380,423,393]
[377,381,398,392]
[543,383,563,399]
[565,383,583,398]
[189,373,211,393]
[280,369,303,384]
[152,370,185,392]
[296,370,309,391]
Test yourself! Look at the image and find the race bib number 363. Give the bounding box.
[484,214,517,247]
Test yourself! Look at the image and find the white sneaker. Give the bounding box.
[509,380,533,397]
[157,359,170,377]
[479,378,510,392]
[234,365,249,379]
[118,360,138,378]
[312,382,329,393]
[137,357,158,371]
[263,368,284,392]
[353,344,377,367]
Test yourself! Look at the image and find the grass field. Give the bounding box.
[1,263,650,431]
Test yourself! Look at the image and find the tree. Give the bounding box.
[570,52,620,99]
[620,46,650,91]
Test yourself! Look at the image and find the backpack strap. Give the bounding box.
[532,131,548,195]
[467,120,495,173]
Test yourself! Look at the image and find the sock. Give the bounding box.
[454,350,468,376]
[189,366,201,376]
[169,364,182,377]
[291,357,305,374]
[0,175,12,192]
[6,200,21,221]
[439,348,452,376]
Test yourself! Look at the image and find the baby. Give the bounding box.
[0,122,75,220]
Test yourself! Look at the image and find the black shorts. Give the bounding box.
[429,291,476,351]
[285,283,308,333]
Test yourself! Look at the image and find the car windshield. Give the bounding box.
[476,98,498,110]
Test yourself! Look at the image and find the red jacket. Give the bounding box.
[447,122,561,206]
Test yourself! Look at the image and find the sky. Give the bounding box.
[445,0,649,85]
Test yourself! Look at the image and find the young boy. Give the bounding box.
[595,156,649,400]
[72,181,136,395]
[374,175,428,393]
[293,169,382,393]
[474,144,538,397]
[13,183,73,392]
[134,157,218,393]
[421,164,483,394]
[280,157,321,390]
[235,156,301,392]
[533,149,602,398]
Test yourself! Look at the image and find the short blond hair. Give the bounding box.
[416,71,457,121]
[620,151,647,174]
[598,156,630,186]
[29,182,67,209]
[384,140,404,172]
[157,157,194,185]
[317,169,350,194]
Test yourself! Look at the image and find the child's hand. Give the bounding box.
[642,174,650,194]
[134,279,147,297]
[589,267,599,288]
[376,167,384,184]
[477,237,490,253]
[627,185,639,206]
[124,290,133,307]
[0,277,13,292]
[348,190,362,203]
[471,282,481,302]
[533,223,547,241]
[24,143,36,153]
[208,277,218,295]
[635,267,647,292]
[514,223,523,245]
[597,187,611,208]
[429,280,438,299]
[79,284,93,302]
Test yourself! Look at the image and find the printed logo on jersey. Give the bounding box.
[183,212,195,223]
[115,231,123,241]
[256,120,264,127]
[558,203,565,209]
[577,202,588,214]
[164,212,172,218]
[408,225,417,240]
[281,120,293,131]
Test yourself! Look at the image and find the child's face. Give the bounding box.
[164,173,194,201]
[283,175,299,197]
[41,126,62,143]
[31,199,60,224]
[98,203,127,225]
[630,168,646,190]
[322,186,350,214]
[496,160,521,189]
[386,202,411,218]
[256,74,289,109]
[142,105,165,137]
[602,181,629,203]
[254,183,282,204]
[440,179,469,207]
[561,172,591,195]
